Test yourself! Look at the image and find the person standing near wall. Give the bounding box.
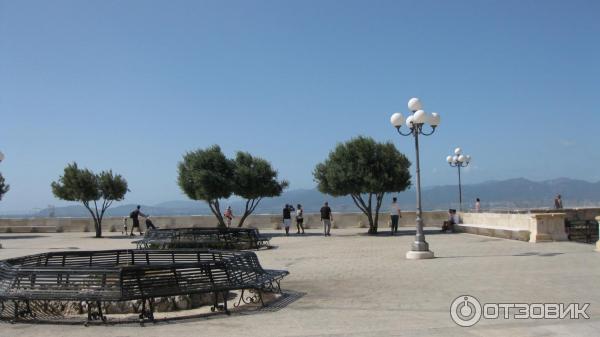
[282,204,292,236]
[390,197,401,235]
[554,194,563,209]
[296,204,305,234]
[320,201,333,236]
[475,198,481,212]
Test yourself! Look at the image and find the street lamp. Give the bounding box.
[446,148,471,211]
[390,97,440,260]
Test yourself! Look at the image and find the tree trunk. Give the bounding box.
[94,218,102,238]
[237,211,250,228]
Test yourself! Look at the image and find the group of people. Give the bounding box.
[123,194,564,237]
[123,205,157,236]
[281,202,333,236]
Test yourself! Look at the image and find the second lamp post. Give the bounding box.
[446,147,471,211]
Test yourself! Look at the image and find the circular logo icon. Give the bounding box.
[450,295,482,327]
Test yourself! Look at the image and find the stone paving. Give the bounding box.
[0,228,599,336]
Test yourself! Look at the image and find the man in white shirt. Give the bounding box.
[390,197,401,235]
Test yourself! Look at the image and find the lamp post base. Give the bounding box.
[406,250,435,260]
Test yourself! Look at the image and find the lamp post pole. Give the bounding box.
[446,148,471,211]
[390,98,440,259]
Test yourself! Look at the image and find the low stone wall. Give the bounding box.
[458,212,568,242]
[0,211,448,233]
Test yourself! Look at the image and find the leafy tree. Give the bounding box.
[233,151,288,227]
[177,145,234,227]
[0,173,9,201]
[313,136,411,234]
[51,163,128,237]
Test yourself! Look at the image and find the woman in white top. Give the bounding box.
[296,204,305,234]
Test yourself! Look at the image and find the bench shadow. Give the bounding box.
[0,289,305,326]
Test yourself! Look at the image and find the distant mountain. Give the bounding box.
[7,177,600,218]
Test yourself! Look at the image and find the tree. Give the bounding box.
[313,136,411,234]
[177,145,234,227]
[51,163,128,238]
[233,151,288,227]
[0,173,9,201]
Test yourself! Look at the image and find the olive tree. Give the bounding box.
[51,163,128,237]
[177,145,234,227]
[233,151,288,227]
[313,136,411,234]
[0,173,9,201]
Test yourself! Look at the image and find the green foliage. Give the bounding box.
[313,136,411,234]
[233,151,288,227]
[0,173,9,201]
[177,145,235,227]
[51,162,128,237]
[177,146,287,228]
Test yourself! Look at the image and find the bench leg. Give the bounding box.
[11,300,35,323]
[234,289,264,307]
[85,301,106,326]
[210,291,230,315]
[138,298,155,324]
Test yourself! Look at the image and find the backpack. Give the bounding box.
[129,211,136,219]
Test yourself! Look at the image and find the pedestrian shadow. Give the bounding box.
[437,252,565,259]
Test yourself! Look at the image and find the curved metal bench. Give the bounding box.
[133,227,271,250]
[0,249,288,324]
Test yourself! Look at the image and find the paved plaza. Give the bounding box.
[0,228,599,337]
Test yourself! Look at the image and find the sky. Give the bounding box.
[1,0,599,213]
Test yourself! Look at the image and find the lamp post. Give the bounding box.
[446,148,471,211]
[390,97,440,260]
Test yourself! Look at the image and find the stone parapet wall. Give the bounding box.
[0,211,448,233]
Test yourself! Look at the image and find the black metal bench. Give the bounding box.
[565,219,599,244]
[133,227,271,250]
[0,249,288,324]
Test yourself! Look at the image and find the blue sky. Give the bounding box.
[1,0,599,212]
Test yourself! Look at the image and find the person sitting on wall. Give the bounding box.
[441,209,457,232]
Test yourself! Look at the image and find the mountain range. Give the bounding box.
[4,177,600,218]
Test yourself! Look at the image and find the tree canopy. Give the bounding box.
[177,145,235,227]
[233,151,288,227]
[313,136,411,234]
[51,162,128,237]
[0,173,9,201]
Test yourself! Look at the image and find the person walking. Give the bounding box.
[296,204,305,234]
[320,202,332,236]
[224,206,234,227]
[554,194,563,209]
[282,204,292,236]
[390,197,401,235]
[129,205,147,236]
[475,198,481,212]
